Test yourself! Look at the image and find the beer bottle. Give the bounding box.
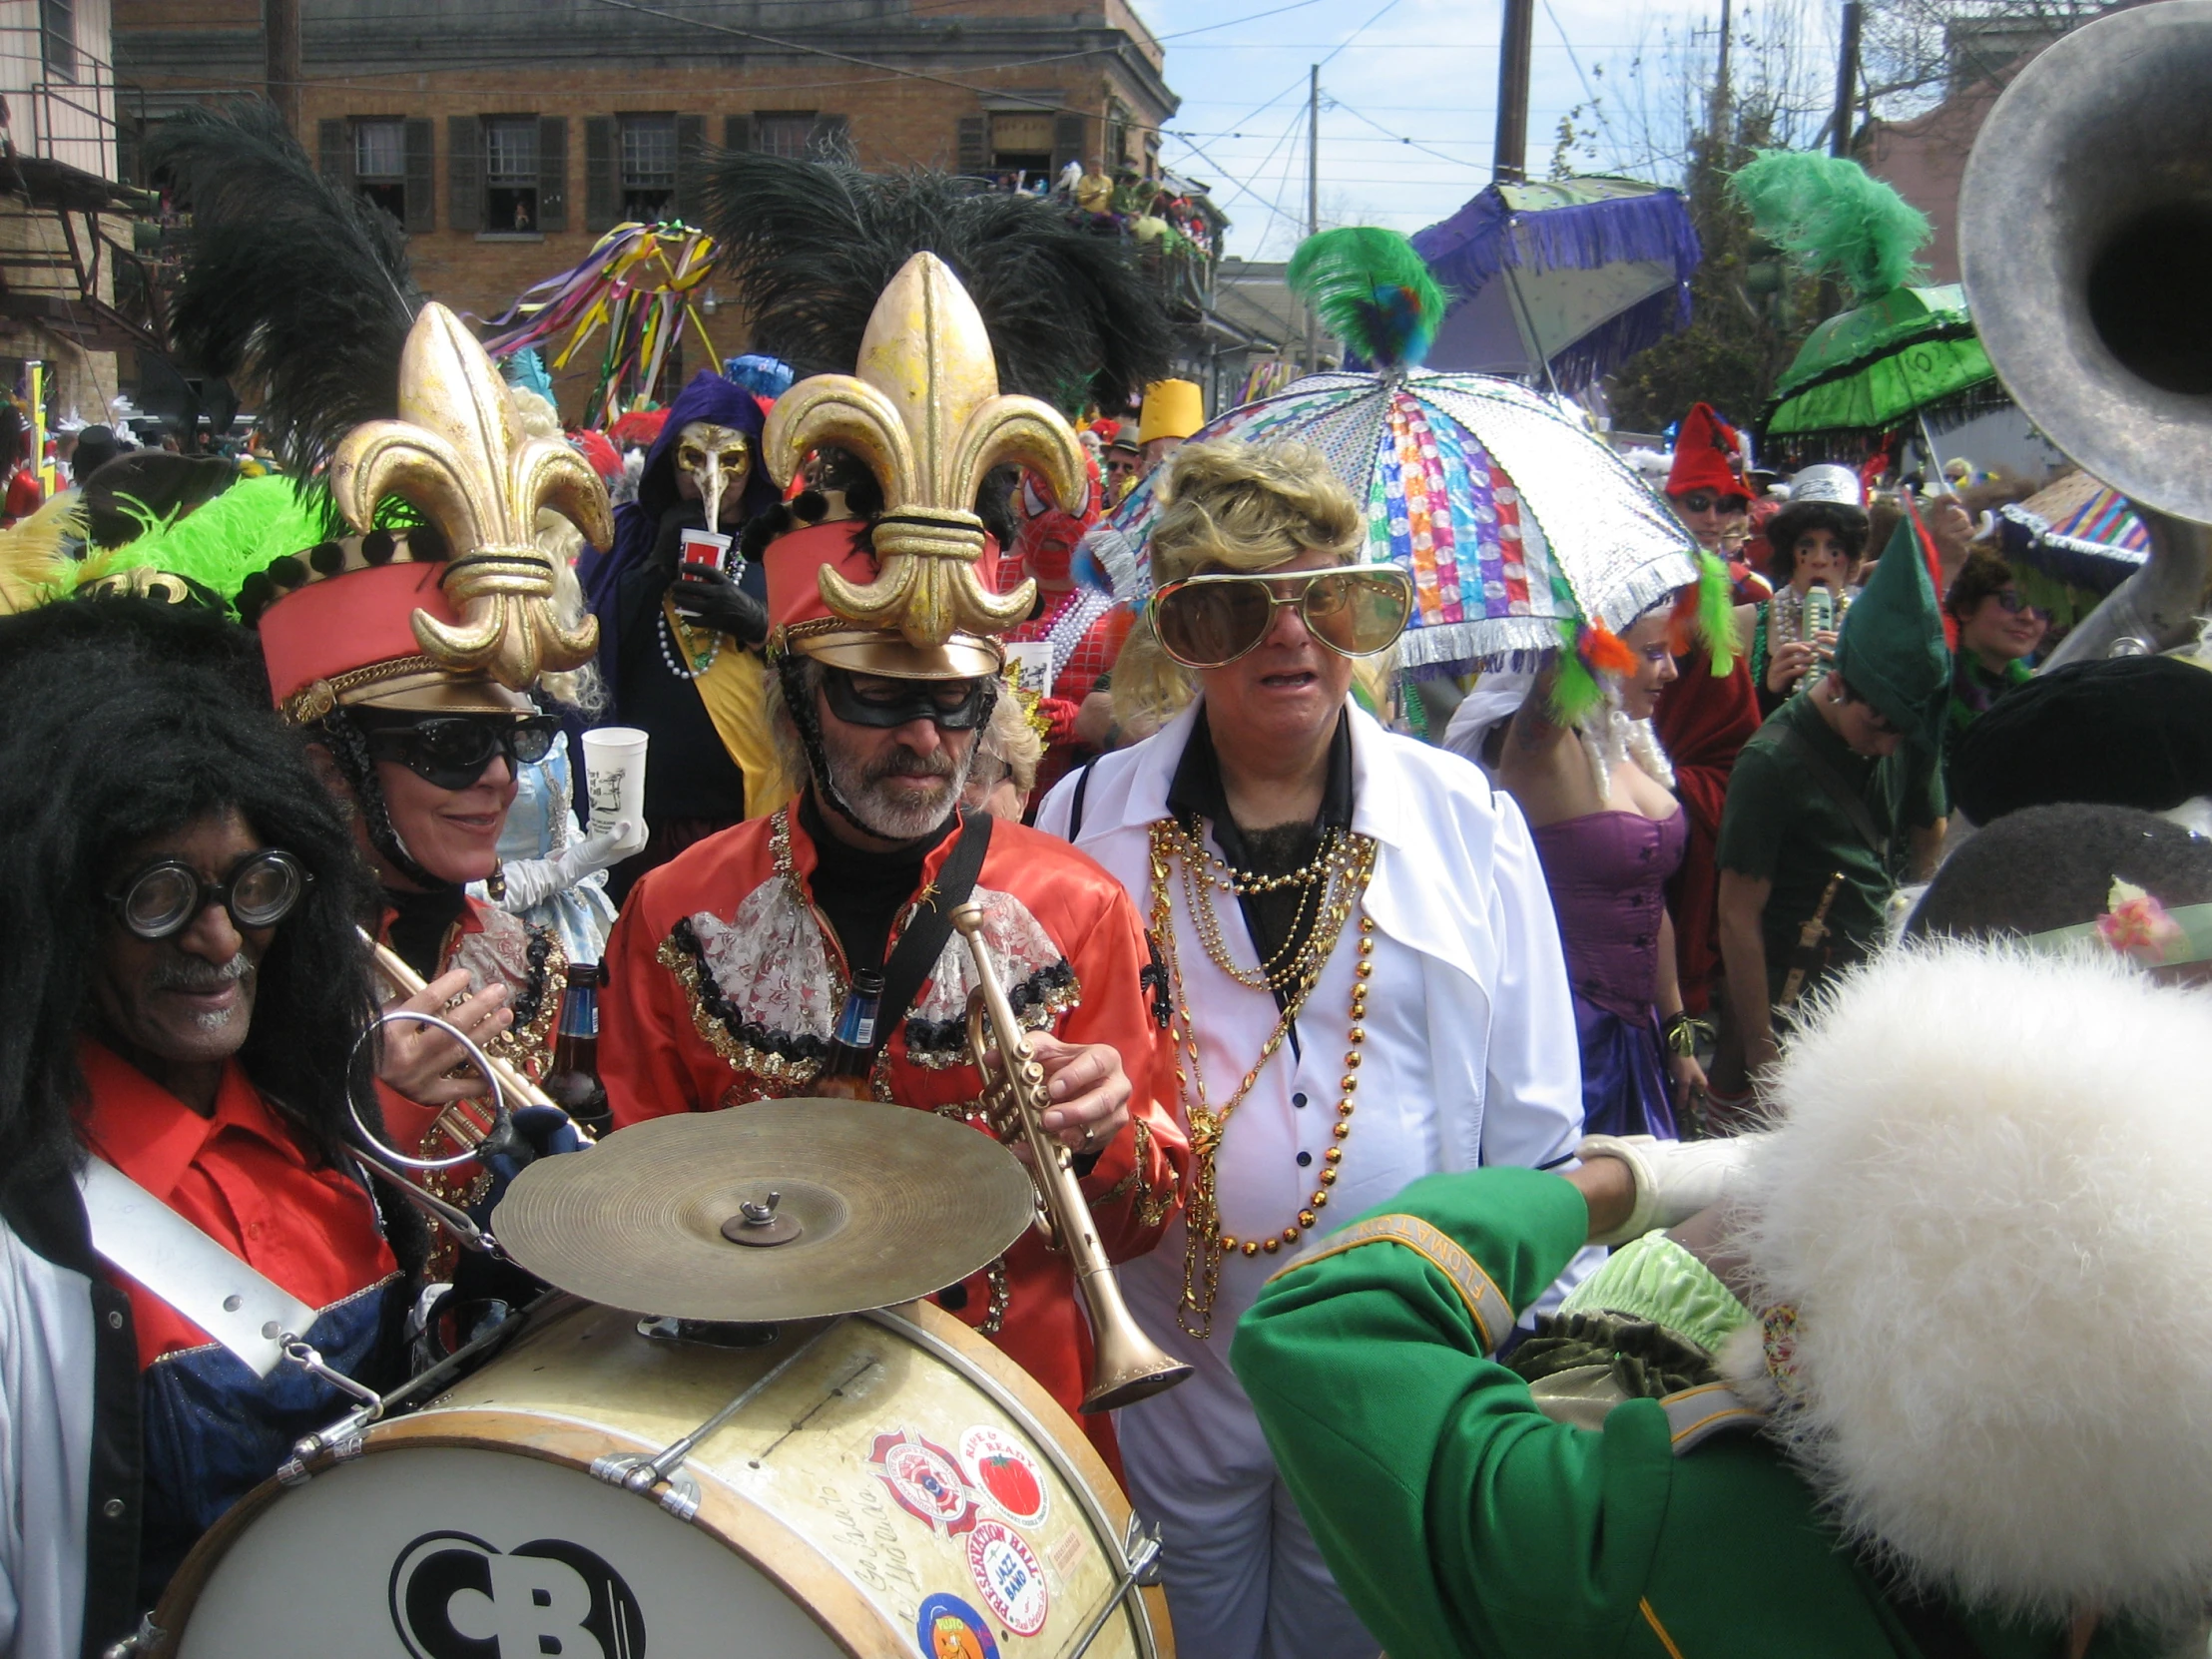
[542,962,610,1136]
[816,970,884,1100]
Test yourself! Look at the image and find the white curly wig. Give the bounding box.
[1722,936,2212,1629]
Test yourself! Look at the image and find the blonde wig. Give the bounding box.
[1113,439,1365,730]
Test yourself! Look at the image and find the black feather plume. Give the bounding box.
[701,154,1173,414]
[145,103,421,478]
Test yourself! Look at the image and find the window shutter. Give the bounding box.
[584,117,616,234]
[402,118,435,233]
[807,114,851,164]
[537,115,568,233]
[447,115,483,233]
[316,118,347,186]
[1052,113,1085,176]
[723,113,752,152]
[956,115,986,176]
[673,113,707,224]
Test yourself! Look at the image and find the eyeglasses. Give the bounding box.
[1150,568,1413,669]
[359,714,559,791]
[107,849,309,941]
[1676,491,1749,515]
[822,670,992,732]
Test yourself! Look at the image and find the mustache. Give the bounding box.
[147,952,253,994]
[866,749,958,783]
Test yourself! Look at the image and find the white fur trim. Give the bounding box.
[1727,938,2212,1625]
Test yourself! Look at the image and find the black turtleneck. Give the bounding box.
[798,792,948,975]
[386,883,468,982]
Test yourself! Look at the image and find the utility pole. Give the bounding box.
[265,0,302,137]
[1709,0,1734,147]
[1492,0,1535,183]
[1830,1,1864,158]
[1304,62,1321,372]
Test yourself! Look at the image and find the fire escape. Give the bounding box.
[0,30,166,359]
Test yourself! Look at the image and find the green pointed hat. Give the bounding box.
[1833,502,1950,751]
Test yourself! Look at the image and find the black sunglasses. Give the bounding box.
[1676,490,1748,515]
[360,714,559,791]
[107,848,309,941]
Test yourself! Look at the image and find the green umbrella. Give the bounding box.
[1762,282,1995,439]
[1727,152,1998,443]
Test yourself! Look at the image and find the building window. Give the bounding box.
[754,113,814,160]
[619,114,676,221]
[484,116,539,232]
[990,112,1053,187]
[354,120,406,220]
[39,0,75,84]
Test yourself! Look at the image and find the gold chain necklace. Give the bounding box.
[1159,819,1362,993]
[1146,819,1379,1339]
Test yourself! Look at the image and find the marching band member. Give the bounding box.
[598,254,1187,1469]
[1234,925,2212,1659]
[0,604,426,1654]
[1037,438,1586,1659]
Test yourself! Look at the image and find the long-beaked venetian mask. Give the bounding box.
[675,422,753,535]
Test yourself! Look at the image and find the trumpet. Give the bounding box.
[359,924,562,1124]
[950,901,1192,1412]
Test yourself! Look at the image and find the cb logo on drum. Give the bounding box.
[389,1530,647,1658]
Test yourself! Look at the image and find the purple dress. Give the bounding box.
[1529,809,1689,1141]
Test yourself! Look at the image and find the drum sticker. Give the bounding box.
[916,1591,1002,1659]
[389,1530,646,1659]
[965,1519,1050,1637]
[958,1425,1049,1529]
[869,1428,981,1538]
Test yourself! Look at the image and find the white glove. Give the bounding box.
[1576,1132,1763,1247]
[490,822,634,913]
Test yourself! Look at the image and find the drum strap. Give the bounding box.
[75,1156,317,1378]
[872,808,994,1063]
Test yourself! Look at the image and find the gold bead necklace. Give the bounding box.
[1146,819,1379,1339]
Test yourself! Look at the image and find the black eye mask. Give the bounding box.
[821,668,992,731]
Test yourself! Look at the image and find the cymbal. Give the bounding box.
[492,1100,1037,1323]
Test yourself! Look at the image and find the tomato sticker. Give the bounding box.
[965,1519,1050,1636]
[958,1424,1050,1529]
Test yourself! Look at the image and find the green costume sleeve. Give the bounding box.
[1230,1168,1914,1659]
[1714,738,1788,879]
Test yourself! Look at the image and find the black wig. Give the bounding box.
[0,600,391,1201]
[1763,498,1871,586]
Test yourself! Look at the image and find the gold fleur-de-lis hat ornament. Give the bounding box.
[758,252,1086,680]
[253,303,610,723]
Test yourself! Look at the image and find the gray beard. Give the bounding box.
[823,743,975,841]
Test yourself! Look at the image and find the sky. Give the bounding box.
[1136,0,1843,262]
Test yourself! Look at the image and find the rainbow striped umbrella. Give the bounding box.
[1085,370,1697,672]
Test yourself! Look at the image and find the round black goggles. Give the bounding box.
[360,713,560,791]
[107,849,309,941]
[1149,567,1413,669]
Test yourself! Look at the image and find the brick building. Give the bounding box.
[115,0,1213,416]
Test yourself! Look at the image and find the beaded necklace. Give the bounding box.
[659,594,721,680]
[1147,818,1379,1338]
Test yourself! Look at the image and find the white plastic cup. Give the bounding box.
[678,527,733,572]
[580,727,650,855]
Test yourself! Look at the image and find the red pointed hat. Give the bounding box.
[1667,402,1754,500]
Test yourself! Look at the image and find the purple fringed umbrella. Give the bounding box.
[1409,177,1700,391]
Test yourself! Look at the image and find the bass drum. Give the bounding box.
[152,1299,1173,1659]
